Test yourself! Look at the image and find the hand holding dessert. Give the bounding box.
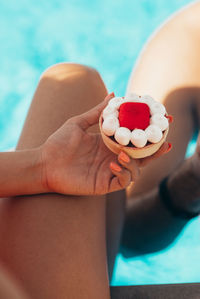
[41,93,171,196]
[100,93,172,158]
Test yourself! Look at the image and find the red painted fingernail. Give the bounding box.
[119,151,130,163]
[110,162,122,172]
[109,92,115,97]
[166,143,172,153]
[166,115,173,123]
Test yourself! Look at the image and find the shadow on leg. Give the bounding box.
[0,63,118,299]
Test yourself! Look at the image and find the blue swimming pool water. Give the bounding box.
[0,0,199,286]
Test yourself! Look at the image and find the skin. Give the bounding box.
[41,95,169,196]
[0,63,169,299]
[0,265,29,299]
[126,0,200,197]
[0,93,169,198]
[121,1,200,254]
[2,2,200,295]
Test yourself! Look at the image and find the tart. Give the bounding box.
[99,93,169,159]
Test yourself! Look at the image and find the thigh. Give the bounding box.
[0,63,125,298]
[0,264,29,299]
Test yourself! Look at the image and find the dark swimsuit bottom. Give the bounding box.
[110,283,200,299]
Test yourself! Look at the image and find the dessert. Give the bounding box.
[99,93,169,159]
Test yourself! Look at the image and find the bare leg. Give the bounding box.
[121,2,200,253]
[0,265,29,299]
[0,63,125,298]
[126,1,200,197]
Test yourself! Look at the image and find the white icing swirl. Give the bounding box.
[140,95,155,106]
[108,97,124,109]
[101,94,168,147]
[114,127,131,146]
[102,116,119,136]
[149,102,166,115]
[103,105,119,119]
[150,114,169,131]
[124,93,140,102]
[131,129,147,148]
[145,125,162,143]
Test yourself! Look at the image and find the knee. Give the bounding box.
[40,63,103,86]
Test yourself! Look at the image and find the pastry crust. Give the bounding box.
[99,114,169,158]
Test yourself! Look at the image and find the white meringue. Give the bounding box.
[150,114,169,131]
[102,116,119,136]
[149,102,166,116]
[131,129,147,148]
[140,95,155,106]
[108,97,124,109]
[124,92,140,102]
[101,93,168,148]
[103,105,119,119]
[114,127,131,146]
[145,125,163,143]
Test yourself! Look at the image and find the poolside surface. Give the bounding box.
[0,0,199,286]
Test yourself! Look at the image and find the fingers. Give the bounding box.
[118,152,140,181]
[166,115,173,123]
[138,142,172,167]
[109,142,172,192]
[109,162,132,191]
[75,92,115,130]
[109,151,140,191]
[104,92,115,103]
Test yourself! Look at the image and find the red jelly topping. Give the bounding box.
[119,102,150,130]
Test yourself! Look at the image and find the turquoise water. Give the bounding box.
[112,136,200,286]
[0,0,199,285]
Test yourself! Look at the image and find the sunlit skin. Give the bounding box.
[0,64,172,299]
[1,2,200,297]
[42,93,171,195]
[0,92,171,199]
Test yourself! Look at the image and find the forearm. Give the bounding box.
[0,148,46,197]
[121,157,200,255]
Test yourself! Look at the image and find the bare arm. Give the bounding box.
[0,95,132,198]
[0,149,44,197]
[0,94,168,198]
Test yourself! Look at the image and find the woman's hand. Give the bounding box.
[41,93,170,196]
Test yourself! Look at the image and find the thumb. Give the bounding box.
[76,92,115,130]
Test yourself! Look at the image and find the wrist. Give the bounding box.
[0,148,49,198]
[37,145,51,194]
[22,147,50,195]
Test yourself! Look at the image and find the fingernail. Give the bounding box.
[110,162,122,172]
[166,115,173,123]
[110,92,115,97]
[166,143,172,153]
[119,152,130,163]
